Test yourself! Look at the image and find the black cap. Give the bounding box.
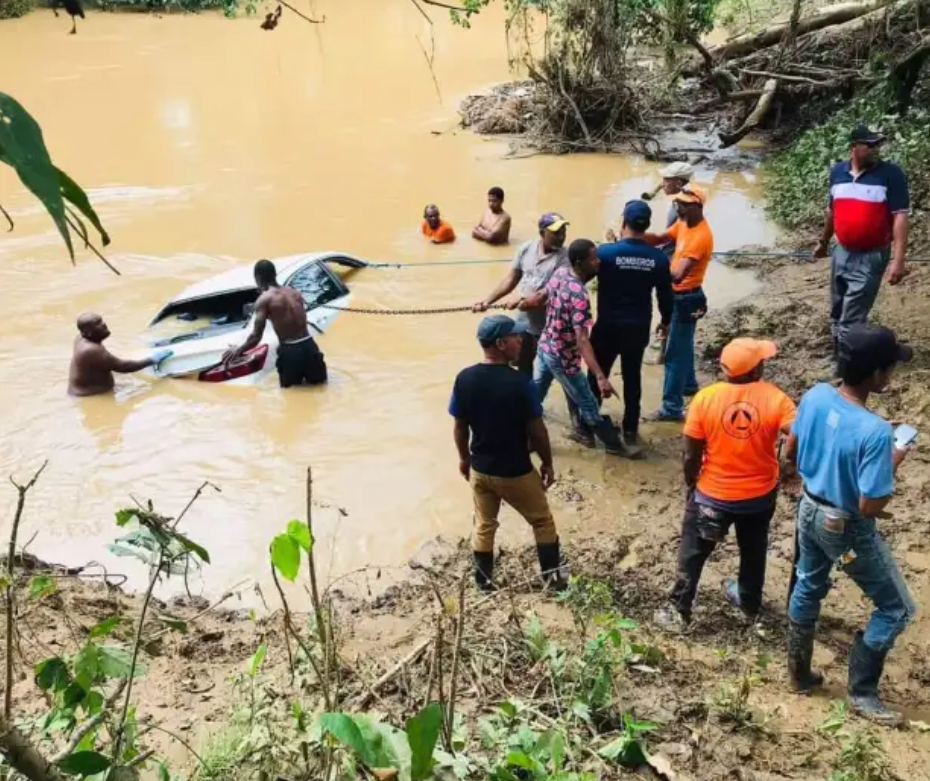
[849,124,884,146]
[838,324,913,373]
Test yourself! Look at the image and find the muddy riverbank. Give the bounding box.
[9,252,930,780]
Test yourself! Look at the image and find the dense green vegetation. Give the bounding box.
[0,0,34,20]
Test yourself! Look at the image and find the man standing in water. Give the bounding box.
[68,313,173,396]
[814,125,909,348]
[785,324,914,724]
[657,162,694,255]
[644,185,713,420]
[472,213,570,375]
[421,204,456,244]
[472,186,512,245]
[224,259,327,388]
[450,315,565,592]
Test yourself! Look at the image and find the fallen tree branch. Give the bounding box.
[718,78,778,147]
[555,66,593,148]
[740,68,830,84]
[0,203,13,232]
[706,0,888,60]
[277,0,323,23]
[0,716,68,781]
[353,638,432,709]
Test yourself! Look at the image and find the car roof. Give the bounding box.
[165,252,349,305]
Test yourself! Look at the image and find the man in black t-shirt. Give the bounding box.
[450,315,564,592]
[590,200,673,442]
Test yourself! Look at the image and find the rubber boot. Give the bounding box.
[536,539,567,593]
[725,579,760,621]
[786,619,824,693]
[473,551,497,593]
[594,419,642,459]
[848,632,902,726]
[566,399,595,448]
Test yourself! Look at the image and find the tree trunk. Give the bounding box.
[891,34,930,113]
[707,0,888,60]
[0,716,69,781]
[718,79,778,147]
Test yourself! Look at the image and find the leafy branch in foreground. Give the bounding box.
[0,92,116,274]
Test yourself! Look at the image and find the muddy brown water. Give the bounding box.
[0,2,778,600]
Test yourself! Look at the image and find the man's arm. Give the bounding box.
[574,325,615,398]
[856,429,899,517]
[472,225,491,241]
[453,418,471,480]
[527,417,555,489]
[683,435,704,488]
[655,259,674,330]
[814,206,834,258]
[671,256,696,284]
[887,212,909,284]
[227,296,269,361]
[485,215,511,245]
[473,268,522,311]
[644,230,674,247]
[98,347,153,374]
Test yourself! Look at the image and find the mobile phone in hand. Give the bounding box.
[894,423,918,451]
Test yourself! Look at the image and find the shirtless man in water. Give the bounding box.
[224,259,327,387]
[472,187,512,245]
[68,313,173,397]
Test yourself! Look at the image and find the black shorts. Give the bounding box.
[276,337,327,388]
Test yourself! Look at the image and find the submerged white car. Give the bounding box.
[143,252,366,385]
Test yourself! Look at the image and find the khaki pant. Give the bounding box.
[471,469,557,553]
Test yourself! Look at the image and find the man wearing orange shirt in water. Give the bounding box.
[644,185,714,421]
[422,204,456,244]
[655,338,797,631]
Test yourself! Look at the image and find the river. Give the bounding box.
[0,1,778,599]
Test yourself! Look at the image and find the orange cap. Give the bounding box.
[720,338,777,377]
[672,184,707,206]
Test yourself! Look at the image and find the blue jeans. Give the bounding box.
[788,494,916,652]
[830,244,889,342]
[661,290,705,418]
[533,350,602,427]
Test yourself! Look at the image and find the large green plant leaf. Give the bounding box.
[57,166,110,246]
[286,519,313,553]
[319,712,375,767]
[35,657,70,691]
[271,533,300,581]
[55,751,111,776]
[0,93,73,258]
[407,703,442,781]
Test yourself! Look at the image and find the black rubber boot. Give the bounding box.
[848,632,902,726]
[536,539,567,592]
[594,420,642,459]
[725,579,760,621]
[786,619,824,693]
[566,400,595,448]
[473,551,497,593]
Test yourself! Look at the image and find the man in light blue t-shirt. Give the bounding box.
[784,324,914,725]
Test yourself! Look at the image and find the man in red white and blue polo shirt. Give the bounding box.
[814,125,909,348]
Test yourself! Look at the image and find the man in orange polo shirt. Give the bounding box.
[422,204,456,244]
[644,184,714,421]
[655,337,796,631]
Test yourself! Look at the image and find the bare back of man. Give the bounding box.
[257,285,311,343]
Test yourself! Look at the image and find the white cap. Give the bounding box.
[658,162,694,181]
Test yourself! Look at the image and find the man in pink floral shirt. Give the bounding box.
[535,239,641,458]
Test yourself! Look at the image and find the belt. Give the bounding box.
[282,334,313,346]
[803,489,836,508]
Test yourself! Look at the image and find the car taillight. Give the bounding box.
[198,344,269,382]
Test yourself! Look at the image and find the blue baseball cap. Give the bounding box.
[623,199,652,226]
[477,315,529,345]
[538,212,570,233]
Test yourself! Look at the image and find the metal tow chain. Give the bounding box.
[318,304,511,316]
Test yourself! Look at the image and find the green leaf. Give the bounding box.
[286,519,313,553]
[0,93,73,258]
[320,712,376,767]
[157,615,188,634]
[157,762,171,781]
[98,645,139,679]
[247,644,267,677]
[63,682,88,708]
[271,533,300,581]
[28,574,57,600]
[55,751,111,776]
[74,644,99,691]
[549,730,566,772]
[506,751,544,775]
[115,509,136,527]
[83,690,104,716]
[88,616,124,639]
[171,531,211,564]
[57,166,110,246]
[406,703,442,781]
[35,657,70,691]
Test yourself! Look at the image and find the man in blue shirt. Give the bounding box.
[785,324,915,724]
[589,200,673,443]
